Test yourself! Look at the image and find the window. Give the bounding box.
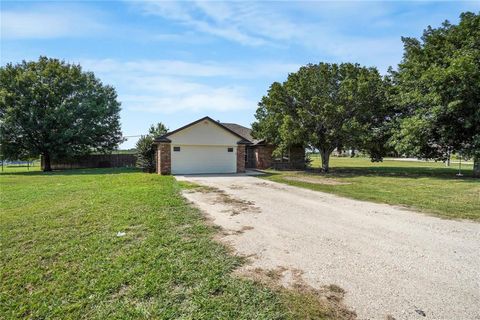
[173,146,181,152]
[227,147,233,152]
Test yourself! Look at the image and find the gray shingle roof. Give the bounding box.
[220,123,263,144]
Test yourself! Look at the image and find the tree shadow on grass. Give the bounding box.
[265,166,478,182]
[0,167,142,176]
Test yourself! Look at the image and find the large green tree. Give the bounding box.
[253,62,391,172]
[0,57,123,171]
[391,12,480,177]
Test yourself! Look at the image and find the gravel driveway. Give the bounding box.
[177,173,480,320]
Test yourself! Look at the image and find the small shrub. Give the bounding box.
[135,135,155,173]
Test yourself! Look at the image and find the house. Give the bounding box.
[154,116,305,175]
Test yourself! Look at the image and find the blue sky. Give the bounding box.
[1,1,479,149]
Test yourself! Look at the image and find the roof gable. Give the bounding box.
[155,117,251,145]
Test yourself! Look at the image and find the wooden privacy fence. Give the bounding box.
[41,154,137,170]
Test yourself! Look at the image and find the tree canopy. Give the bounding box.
[0,57,123,171]
[253,12,479,177]
[253,62,391,172]
[148,122,169,139]
[391,12,480,175]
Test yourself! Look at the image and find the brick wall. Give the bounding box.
[255,145,274,169]
[289,146,306,169]
[236,145,246,173]
[156,142,171,175]
[255,145,305,170]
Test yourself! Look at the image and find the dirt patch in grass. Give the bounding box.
[221,225,255,236]
[238,266,356,320]
[111,284,131,299]
[283,175,351,186]
[229,184,246,190]
[184,185,219,193]
[213,190,255,207]
[190,185,261,215]
[253,181,288,190]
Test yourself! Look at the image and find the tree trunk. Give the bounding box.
[319,149,331,172]
[474,155,480,178]
[43,153,52,172]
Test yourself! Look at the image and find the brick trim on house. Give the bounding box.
[254,145,274,169]
[253,145,305,170]
[289,147,306,169]
[236,145,246,173]
[156,142,171,175]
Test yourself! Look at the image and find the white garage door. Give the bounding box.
[171,145,237,174]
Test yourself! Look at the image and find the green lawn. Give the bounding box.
[262,157,480,221]
[1,164,40,173]
[0,167,346,319]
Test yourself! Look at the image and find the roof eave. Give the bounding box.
[237,139,252,145]
[154,136,172,143]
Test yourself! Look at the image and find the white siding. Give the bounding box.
[168,119,240,146]
[169,119,239,174]
[171,145,236,174]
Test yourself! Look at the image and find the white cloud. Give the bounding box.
[79,58,274,114]
[130,1,298,46]
[127,1,403,71]
[80,58,300,79]
[131,1,475,73]
[121,86,255,114]
[1,6,105,39]
[81,58,237,77]
[129,1,400,49]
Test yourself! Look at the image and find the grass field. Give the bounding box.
[262,156,479,221]
[0,167,346,319]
